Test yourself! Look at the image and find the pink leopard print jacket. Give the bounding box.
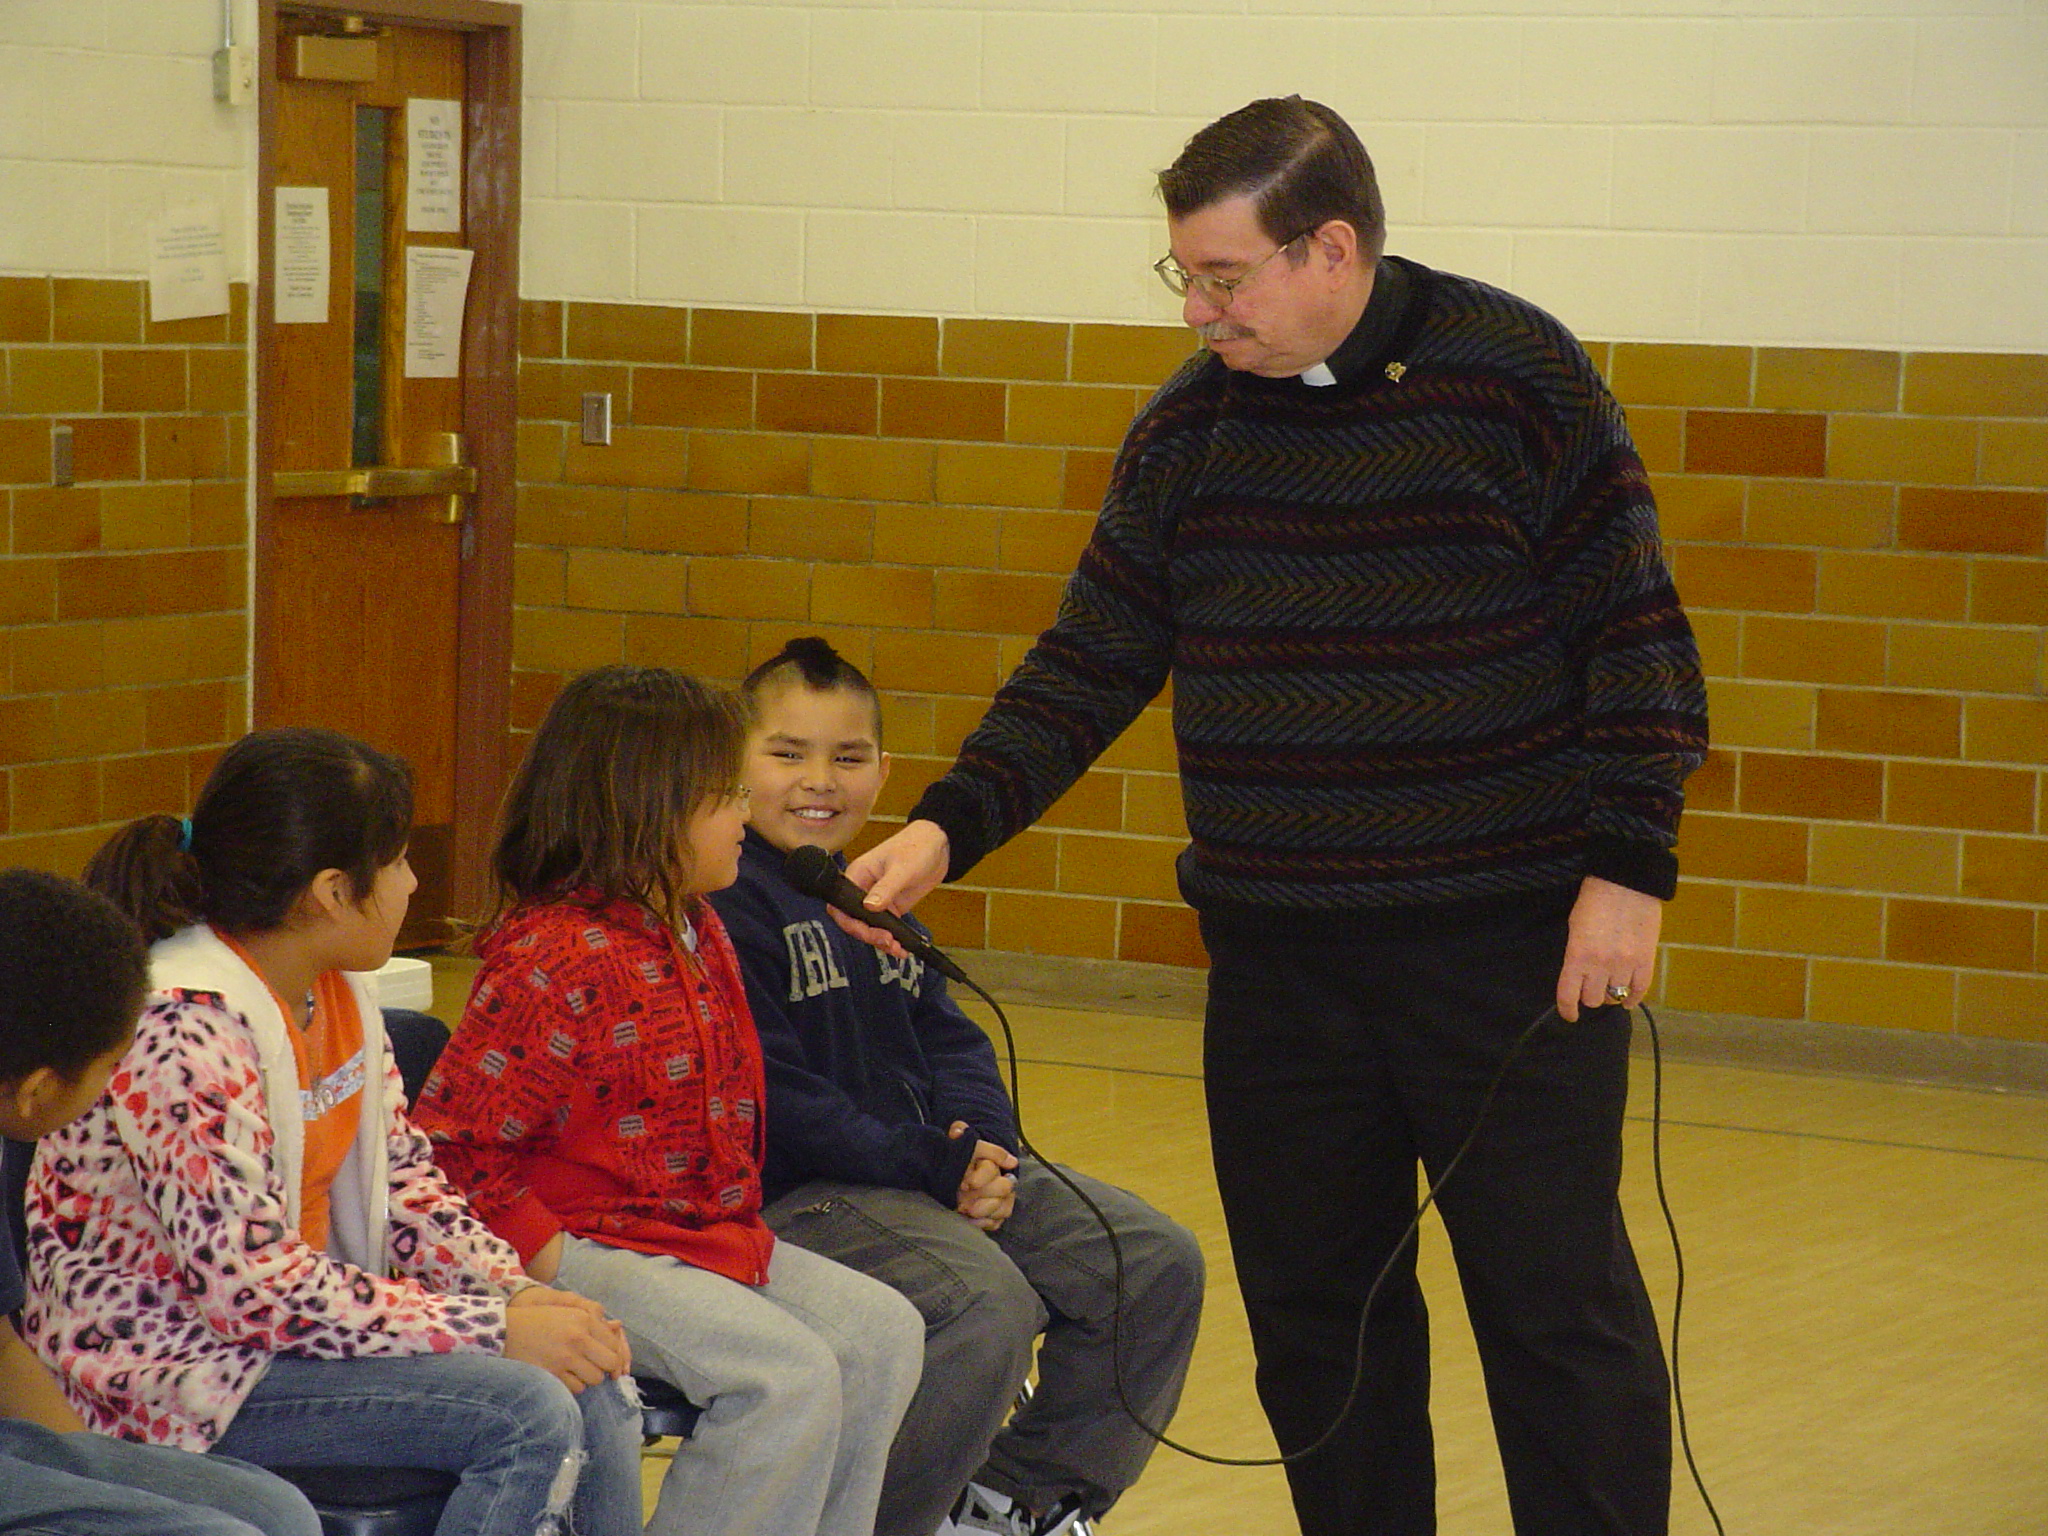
[23,925,532,1450]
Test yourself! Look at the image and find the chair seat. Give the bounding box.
[269,1464,457,1536]
[637,1373,702,1441]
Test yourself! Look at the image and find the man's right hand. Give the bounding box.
[833,819,951,950]
[504,1287,629,1393]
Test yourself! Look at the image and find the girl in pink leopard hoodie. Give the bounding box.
[24,727,643,1536]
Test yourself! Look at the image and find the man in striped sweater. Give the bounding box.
[848,97,1709,1536]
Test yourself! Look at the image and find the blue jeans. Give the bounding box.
[0,1418,320,1536]
[208,1353,643,1536]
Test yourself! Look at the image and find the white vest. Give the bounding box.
[148,925,394,1274]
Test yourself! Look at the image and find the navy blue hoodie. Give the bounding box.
[712,830,1020,1208]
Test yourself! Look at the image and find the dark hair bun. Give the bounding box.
[777,636,845,688]
[742,636,876,702]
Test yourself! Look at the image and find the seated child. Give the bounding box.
[710,638,1206,1536]
[413,665,923,1536]
[0,867,321,1536]
[27,729,643,1536]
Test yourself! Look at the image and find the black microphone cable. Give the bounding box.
[957,964,1724,1530]
[792,848,1718,1515]
[1642,1000,1726,1536]
[954,968,1547,1469]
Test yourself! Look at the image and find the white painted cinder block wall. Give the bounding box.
[4,0,2046,350]
[0,1,256,285]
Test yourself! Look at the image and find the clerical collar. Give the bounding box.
[1295,256,1413,386]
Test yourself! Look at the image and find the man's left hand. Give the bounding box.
[1557,875,1663,1022]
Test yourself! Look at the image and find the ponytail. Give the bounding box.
[82,813,207,945]
[84,728,413,946]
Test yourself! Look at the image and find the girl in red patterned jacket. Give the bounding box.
[27,726,644,1536]
[413,666,921,1536]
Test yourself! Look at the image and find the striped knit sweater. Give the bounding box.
[911,256,1709,930]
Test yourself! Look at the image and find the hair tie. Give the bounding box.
[177,816,193,852]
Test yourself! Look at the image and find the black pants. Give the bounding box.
[1201,897,1671,1536]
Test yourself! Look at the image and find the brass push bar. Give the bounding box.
[274,433,474,523]
[273,464,477,499]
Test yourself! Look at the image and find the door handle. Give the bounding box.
[273,435,474,523]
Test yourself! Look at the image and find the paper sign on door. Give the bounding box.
[404,245,474,378]
[407,98,463,233]
[275,187,330,325]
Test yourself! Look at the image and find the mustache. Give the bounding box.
[1198,322,1252,344]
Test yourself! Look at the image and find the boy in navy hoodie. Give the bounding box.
[711,639,1203,1536]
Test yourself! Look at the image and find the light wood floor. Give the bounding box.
[956,1001,2048,1536]
[425,964,2048,1534]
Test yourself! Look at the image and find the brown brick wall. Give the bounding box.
[0,277,249,875]
[1601,342,2048,1043]
[512,302,1205,968]
[514,301,2048,1042]
[6,280,2031,1046]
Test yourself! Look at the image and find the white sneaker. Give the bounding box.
[938,1484,1096,1536]
[938,1482,1032,1536]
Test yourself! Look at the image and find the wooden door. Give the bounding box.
[256,2,519,944]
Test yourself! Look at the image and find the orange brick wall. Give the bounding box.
[511,301,1207,972]
[1609,343,2048,1044]
[514,301,2048,1045]
[0,277,249,875]
[3,280,2033,1048]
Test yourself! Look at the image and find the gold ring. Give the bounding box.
[1605,984,1631,1002]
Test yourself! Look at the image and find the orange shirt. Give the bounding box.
[215,933,365,1251]
[292,972,365,1250]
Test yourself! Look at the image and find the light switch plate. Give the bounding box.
[580,392,612,446]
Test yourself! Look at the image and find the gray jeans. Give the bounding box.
[554,1232,923,1536]
[766,1159,1204,1536]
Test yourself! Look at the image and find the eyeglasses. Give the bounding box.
[1153,229,1313,307]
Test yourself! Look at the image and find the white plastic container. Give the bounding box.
[372,954,436,1013]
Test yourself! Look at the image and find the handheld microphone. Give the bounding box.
[782,844,971,985]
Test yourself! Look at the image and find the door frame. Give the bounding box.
[254,0,520,922]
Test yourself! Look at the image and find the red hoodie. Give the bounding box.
[415,894,774,1285]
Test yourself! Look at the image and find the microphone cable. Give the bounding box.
[956,969,1545,1468]
[1642,1000,1726,1536]
[959,968,1723,1528]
